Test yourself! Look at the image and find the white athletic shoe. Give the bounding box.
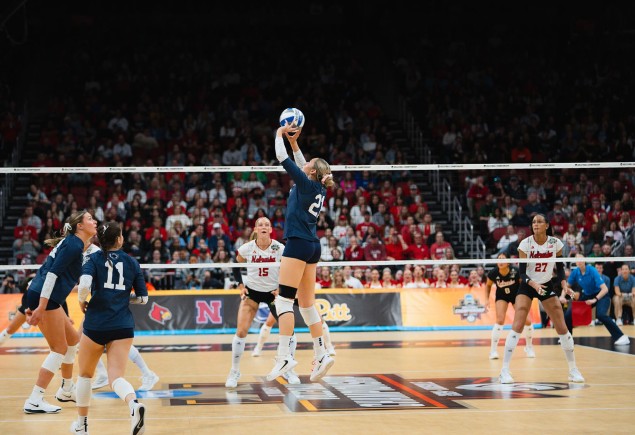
[499,368,514,384]
[568,368,585,383]
[327,344,337,356]
[309,353,335,382]
[225,369,240,388]
[283,369,301,385]
[91,374,109,390]
[616,318,623,326]
[70,420,88,434]
[130,401,146,435]
[524,346,536,358]
[139,371,159,391]
[55,384,76,403]
[24,396,61,414]
[252,345,263,357]
[0,331,10,345]
[266,354,298,381]
[615,335,630,346]
[489,351,499,360]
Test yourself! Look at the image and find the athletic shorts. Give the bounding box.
[245,287,298,321]
[83,328,134,346]
[283,237,321,264]
[517,279,559,302]
[245,287,276,305]
[17,293,28,315]
[26,290,64,311]
[495,287,517,304]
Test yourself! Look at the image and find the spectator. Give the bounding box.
[12,232,41,260]
[466,176,490,219]
[430,231,452,260]
[407,232,430,260]
[495,225,518,257]
[613,264,635,326]
[343,266,363,289]
[363,233,387,262]
[14,214,38,241]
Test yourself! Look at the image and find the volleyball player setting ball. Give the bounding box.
[267,109,336,382]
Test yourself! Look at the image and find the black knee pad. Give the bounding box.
[279,284,297,300]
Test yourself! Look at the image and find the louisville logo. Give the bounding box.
[149,302,173,325]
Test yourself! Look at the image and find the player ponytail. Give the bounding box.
[44,210,88,247]
[313,158,335,188]
[97,222,122,268]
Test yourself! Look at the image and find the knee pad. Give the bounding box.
[41,351,65,374]
[62,344,77,364]
[275,296,295,317]
[300,305,321,326]
[111,377,136,401]
[279,284,298,300]
[76,376,92,407]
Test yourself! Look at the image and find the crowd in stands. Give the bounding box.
[2,6,635,327]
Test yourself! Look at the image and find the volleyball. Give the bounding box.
[279,107,305,128]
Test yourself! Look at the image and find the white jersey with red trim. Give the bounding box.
[518,235,564,284]
[237,239,284,292]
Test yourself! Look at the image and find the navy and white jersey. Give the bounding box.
[281,158,325,241]
[29,234,85,305]
[82,249,148,330]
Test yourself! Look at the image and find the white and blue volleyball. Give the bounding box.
[279,108,306,128]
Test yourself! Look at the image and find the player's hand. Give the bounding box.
[279,123,299,136]
[285,126,302,141]
[531,282,547,296]
[239,284,247,300]
[79,301,88,313]
[27,307,43,326]
[585,299,595,306]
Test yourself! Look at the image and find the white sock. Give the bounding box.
[322,322,333,348]
[29,385,44,401]
[256,324,272,349]
[289,334,297,359]
[502,331,520,370]
[491,324,504,352]
[95,358,107,377]
[76,416,88,432]
[277,334,292,356]
[0,328,11,338]
[313,336,327,358]
[559,332,577,370]
[62,377,73,392]
[128,399,138,413]
[231,335,245,370]
[524,324,534,348]
[128,346,151,377]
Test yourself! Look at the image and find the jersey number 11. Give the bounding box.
[105,261,126,290]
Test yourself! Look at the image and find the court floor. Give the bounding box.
[1,326,633,434]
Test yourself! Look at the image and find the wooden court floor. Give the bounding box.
[0,327,633,435]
